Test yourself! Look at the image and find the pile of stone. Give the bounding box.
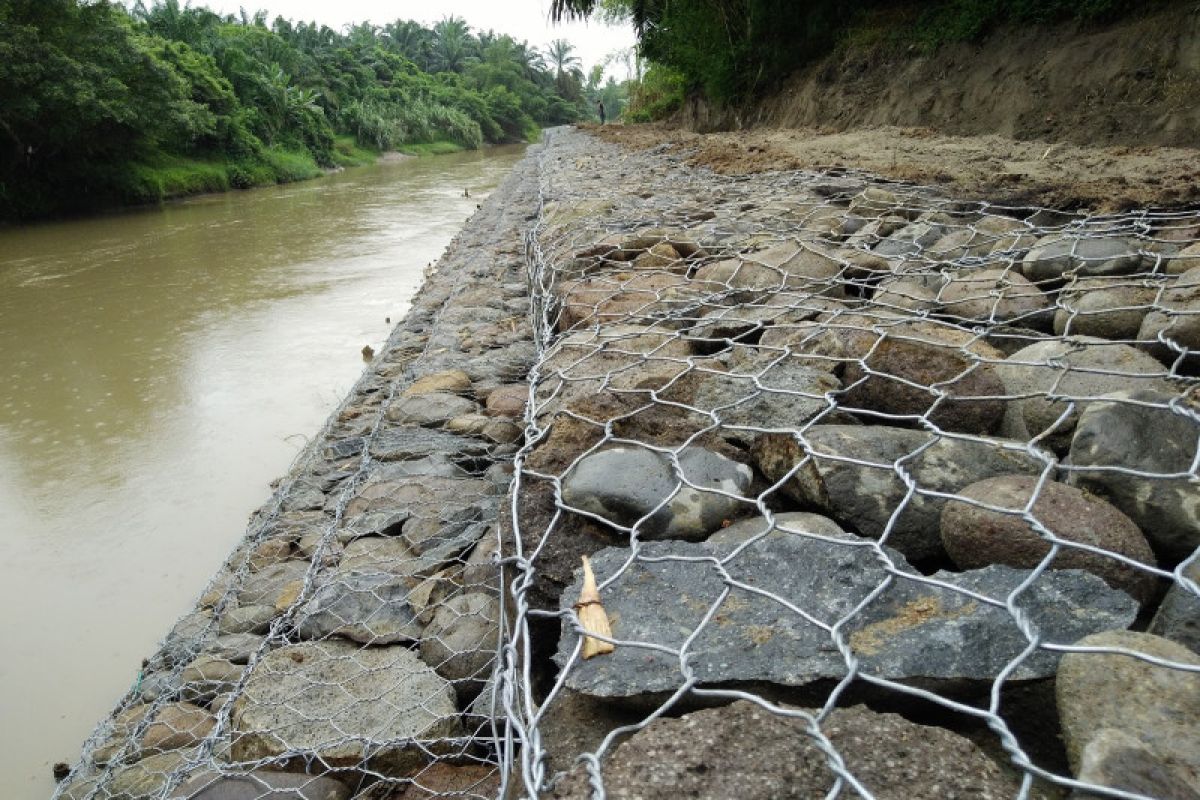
[56,158,543,799]
[506,128,1200,798]
[58,127,1200,800]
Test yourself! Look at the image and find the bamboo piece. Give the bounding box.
[574,556,614,659]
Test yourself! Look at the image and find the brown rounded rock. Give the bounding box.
[841,334,1008,434]
[940,475,1157,603]
[141,702,215,754]
[402,369,471,397]
[484,383,528,417]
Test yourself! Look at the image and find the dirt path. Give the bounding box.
[588,123,1200,212]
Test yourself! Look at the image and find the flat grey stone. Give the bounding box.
[384,392,479,427]
[561,445,754,541]
[419,592,500,696]
[295,572,423,645]
[204,633,265,664]
[368,426,490,463]
[156,612,217,669]
[556,536,1136,699]
[340,475,496,549]
[753,424,1049,561]
[218,604,275,635]
[231,640,460,772]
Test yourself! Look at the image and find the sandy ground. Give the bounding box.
[586,123,1200,212]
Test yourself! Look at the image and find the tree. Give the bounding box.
[0,0,592,219]
[431,16,476,73]
[545,38,582,82]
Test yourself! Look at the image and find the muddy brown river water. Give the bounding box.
[0,144,527,798]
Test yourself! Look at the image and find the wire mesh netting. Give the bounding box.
[501,129,1200,799]
[52,157,542,800]
[54,127,1200,800]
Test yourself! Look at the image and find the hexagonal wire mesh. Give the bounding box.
[52,127,1200,800]
[500,129,1200,799]
[50,160,541,800]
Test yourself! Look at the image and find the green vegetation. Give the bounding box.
[0,0,598,220]
[557,0,1175,115]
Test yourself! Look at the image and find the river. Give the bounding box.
[0,143,527,798]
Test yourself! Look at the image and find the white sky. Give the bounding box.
[185,0,637,79]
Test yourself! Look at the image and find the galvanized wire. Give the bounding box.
[502,127,1200,800]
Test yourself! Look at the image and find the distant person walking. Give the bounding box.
[597,100,606,125]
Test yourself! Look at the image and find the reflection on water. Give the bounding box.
[0,144,526,797]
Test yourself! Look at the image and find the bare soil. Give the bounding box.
[586,122,1200,212]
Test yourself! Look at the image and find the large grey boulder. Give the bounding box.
[1151,557,1200,654]
[1053,276,1159,339]
[1057,630,1200,794]
[680,358,842,447]
[753,425,1049,561]
[549,701,1018,799]
[555,537,1136,700]
[1139,265,1200,364]
[231,640,459,773]
[561,445,754,541]
[384,392,479,427]
[1066,390,1200,563]
[1022,235,1146,282]
[837,332,1008,435]
[1071,728,1200,800]
[939,266,1051,327]
[995,336,1173,449]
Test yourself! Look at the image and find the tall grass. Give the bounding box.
[119,147,325,206]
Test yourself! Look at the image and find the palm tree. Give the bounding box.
[545,38,582,82]
[384,20,434,69]
[431,16,476,73]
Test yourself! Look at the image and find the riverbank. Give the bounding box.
[57,127,1200,799]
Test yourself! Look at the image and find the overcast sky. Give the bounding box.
[185,0,637,79]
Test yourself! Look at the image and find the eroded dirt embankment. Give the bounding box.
[590,122,1200,213]
[628,4,1200,212]
[684,5,1200,150]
